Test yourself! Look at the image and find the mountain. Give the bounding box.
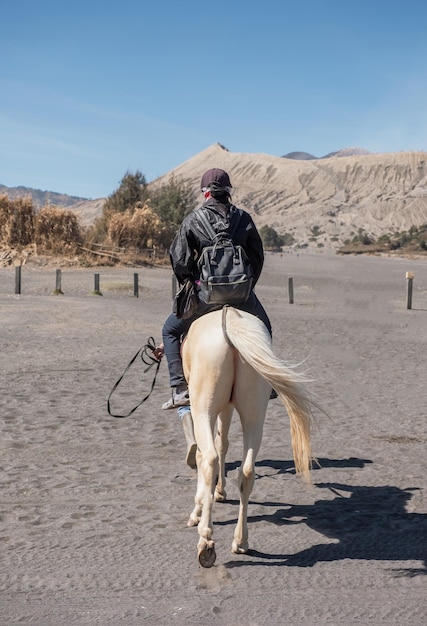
[151,143,427,250]
[60,198,106,227]
[3,143,427,249]
[282,151,317,160]
[282,147,372,160]
[0,184,87,208]
[321,147,372,159]
[0,184,102,227]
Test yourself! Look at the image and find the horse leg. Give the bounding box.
[197,417,219,568]
[186,447,204,527]
[187,413,218,568]
[214,405,233,502]
[182,319,234,567]
[231,414,264,554]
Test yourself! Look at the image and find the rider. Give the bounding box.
[159,167,272,413]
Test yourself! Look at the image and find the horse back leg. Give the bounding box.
[232,438,260,552]
[214,405,233,502]
[232,374,269,554]
[194,412,219,567]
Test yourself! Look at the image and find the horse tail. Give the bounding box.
[223,306,313,484]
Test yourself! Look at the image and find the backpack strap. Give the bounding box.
[195,208,217,241]
[195,207,241,242]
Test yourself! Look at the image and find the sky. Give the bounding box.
[2,0,427,199]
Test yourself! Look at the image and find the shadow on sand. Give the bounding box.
[221,458,427,576]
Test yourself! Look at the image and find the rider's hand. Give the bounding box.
[153,343,164,360]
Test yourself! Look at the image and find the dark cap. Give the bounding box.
[200,168,232,190]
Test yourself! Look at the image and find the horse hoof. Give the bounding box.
[214,489,226,503]
[198,544,216,568]
[231,541,248,554]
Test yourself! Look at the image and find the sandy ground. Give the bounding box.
[1,251,427,625]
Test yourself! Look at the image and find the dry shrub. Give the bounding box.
[34,205,83,254]
[0,194,35,246]
[107,203,163,248]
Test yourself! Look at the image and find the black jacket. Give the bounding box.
[169,197,264,286]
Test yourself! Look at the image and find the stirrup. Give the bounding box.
[162,389,190,410]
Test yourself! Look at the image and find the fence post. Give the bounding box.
[92,273,102,296]
[134,273,139,298]
[15,266,21,295]
[406,271,414,309]
[288,277,294,304]
[53,269,64,295]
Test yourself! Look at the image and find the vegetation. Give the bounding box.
[85,171,196,252]
[150,175,195,227]
[35,206,83,254]
[149,174,196,247]
[0,171,197,266]
[2,173,426,265]
[310,224,323,237]
[90,170,149,241]
[0,195,35,247]
[0,194,82,256]
[107,205,161,249]
[338,224,427,255]
[259,225,295,250]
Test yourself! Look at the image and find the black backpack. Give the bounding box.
[195,208,253,305]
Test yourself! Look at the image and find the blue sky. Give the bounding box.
[2,0,427,198]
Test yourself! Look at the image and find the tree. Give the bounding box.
[149,175,196,246]
[105,170,148,215]
[259,224,294,250]
[92,170,148,239]
[88,171,196,248]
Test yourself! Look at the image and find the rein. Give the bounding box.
[107,337,161,418]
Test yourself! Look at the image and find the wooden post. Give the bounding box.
[92,273,102,296]
[15,266,21,295]
[288,277,294,304]
[53,269,64,295]
[133,273,139,298]
[406,271,414,310]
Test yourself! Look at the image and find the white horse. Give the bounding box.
[182,305,313,567]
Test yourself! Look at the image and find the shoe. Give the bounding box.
[162,388,190,410]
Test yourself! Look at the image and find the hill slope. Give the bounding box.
[3,144,427,249]
[0,184,87,208]
[152,143,427,249]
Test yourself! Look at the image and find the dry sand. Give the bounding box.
[1,251,427,625]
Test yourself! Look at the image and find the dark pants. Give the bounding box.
[162,292,272,388]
